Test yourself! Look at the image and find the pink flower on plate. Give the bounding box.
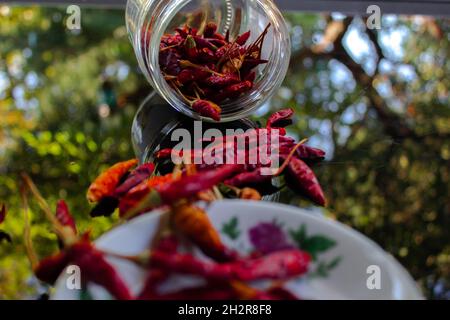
[249,222,294,255]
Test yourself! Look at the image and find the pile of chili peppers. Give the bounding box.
[22,174,311,300]
[86,109,326,220]
[159,22,270,121]
[21,109,327,300]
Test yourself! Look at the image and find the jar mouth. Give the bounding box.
[135,0,290,122]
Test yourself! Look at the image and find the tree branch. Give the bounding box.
[290,17,417,140]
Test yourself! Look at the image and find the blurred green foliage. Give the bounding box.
[0,6,449,299]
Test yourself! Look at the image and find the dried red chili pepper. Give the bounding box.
[155,148,173,160]
[140,280,298,300]
[205,38,227,48]
[205,73,240,87]
[214,43,234,60]
[184,35,198,60]
[137,234,180,300]
[35,236,133,300]
[266,108,294,128]
[191,99,222,121]
[114,163,155,197]
[134,248,309,282]
[177,68,196,85]
[236,30,251,46]
[34,250,70,285]
[216,80,253,101]
[175,26,188,38]
[121,165,242,218]
[203,22,217,38]
[284,157,326,206]
[193,36,218,51]
[160,33,183,46]
[253,286,299,300]
[160,49,182,75]
[295,145,326,162]
[149,285,238,300]
[55,200,77,235]
[198,47,216,63]
[201,128,287,146]
[212,31,226,41]
[172,203,236,262]
[89,162,155,218]
[69,241,132,300]
[149,280,298,300]
[224,168,272,188]
[155,164,242,203]
[241,58,268,70]
[87,159,138,203]
[232,249,311,281]
[0,204,11,244]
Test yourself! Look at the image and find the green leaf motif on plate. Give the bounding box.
[290,224,337,260]
[221,216,240,240]
[309,256,342,279]
[79,289,94,300]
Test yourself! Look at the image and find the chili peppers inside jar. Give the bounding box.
[126,0,291,122]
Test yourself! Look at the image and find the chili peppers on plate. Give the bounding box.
[159,22,271,121]
[130,248,310,282]
[22,175,133,300]
[35,238,133,300]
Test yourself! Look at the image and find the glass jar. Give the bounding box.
[131,91,280,201]
[126,0,290,122]
[131,91,257,163]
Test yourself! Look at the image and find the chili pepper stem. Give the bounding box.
[179,60,223,76]
[20,185,39,270]
[160,44,179,52]
[151,211,175,249]
[216,42,237,68]
[224,184,241,196]
[164,75,177,81]
[245,23,271,58]
[21,173,71,244]
[274,138,309,176]
[192,84,203,99]
[212,186,224,200]
[171,82,195,104]
[116,193,166,225]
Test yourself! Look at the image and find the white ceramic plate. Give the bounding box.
[53,200,423,300]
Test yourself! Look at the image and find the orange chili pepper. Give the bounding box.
[172,203,236,262]
[87,159,138,203]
